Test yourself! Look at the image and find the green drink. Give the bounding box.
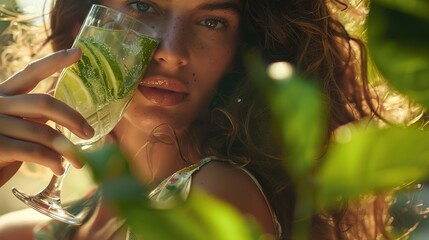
[54,26,159,145]
[12,4,159,225]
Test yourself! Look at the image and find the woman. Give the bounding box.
[0,0,387,239]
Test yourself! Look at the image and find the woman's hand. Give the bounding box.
[0,48,94,186]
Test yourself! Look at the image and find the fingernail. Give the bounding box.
[54,166,65,176]
[66,48,80,54]
[83,124,94,137]
[71,161,83,169]
[74,161,85,169]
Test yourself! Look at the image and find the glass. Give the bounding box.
[11,4,159,225]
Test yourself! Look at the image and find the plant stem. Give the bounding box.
[292,182,313,240]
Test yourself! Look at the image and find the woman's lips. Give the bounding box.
[138,76,189,106]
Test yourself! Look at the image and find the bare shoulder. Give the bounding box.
[192,160,276,236]
[0,208,50,240]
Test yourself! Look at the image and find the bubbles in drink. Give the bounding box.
[54,26,159,145]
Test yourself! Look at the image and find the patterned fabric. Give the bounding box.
[148,157,212,205]
[33,156,281,239]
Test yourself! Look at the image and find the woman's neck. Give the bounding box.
[112,118,201,188]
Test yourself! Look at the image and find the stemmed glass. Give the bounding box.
[11,4,159,225]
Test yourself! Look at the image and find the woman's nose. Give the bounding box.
[153,17,189,67]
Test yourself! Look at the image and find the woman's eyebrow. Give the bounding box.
[198,2,241,13]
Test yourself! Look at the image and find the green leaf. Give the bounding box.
[120,190,261,240]
[367,2,429,107]
[244,50,326,177]
[316,123,429,210]
[372,0,429,21]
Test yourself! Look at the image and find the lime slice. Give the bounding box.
[83,38,123,99]
[140,36,159,68]
[123,36,159,92]
[54,68,95,108]
[77,40,108,103]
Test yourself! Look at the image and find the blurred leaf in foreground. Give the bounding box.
[80,145,262,240]
[244,50,327,240]
[244,50,327,178]
[367,1,429,107]
[316,123,429,210]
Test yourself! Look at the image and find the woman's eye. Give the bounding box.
[129,1,155,13]
[199,18,227,29]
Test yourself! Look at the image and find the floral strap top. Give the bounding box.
[34,156,282,239]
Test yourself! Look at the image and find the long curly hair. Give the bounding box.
[45,0,389,239]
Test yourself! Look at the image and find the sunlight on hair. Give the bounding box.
[267,61,294,81]
[0,0,53,83]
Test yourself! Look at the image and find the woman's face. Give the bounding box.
[102,0,241,133]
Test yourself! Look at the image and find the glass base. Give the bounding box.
[12,187,82,225]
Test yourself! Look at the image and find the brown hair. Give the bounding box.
[46,0,99,51]
[46,0,388,239]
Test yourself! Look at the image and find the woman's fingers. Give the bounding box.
[0,48,91,175]
[0,94,94,140]
[0,48,81,96]
[0,135,66,176]
[0,93,94,172]
[0,115,83,171]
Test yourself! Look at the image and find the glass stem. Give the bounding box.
[39,159,71,201]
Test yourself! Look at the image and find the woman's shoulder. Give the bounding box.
[192,159,278,237]
[0,208,51,240]
[191,159,268,208]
